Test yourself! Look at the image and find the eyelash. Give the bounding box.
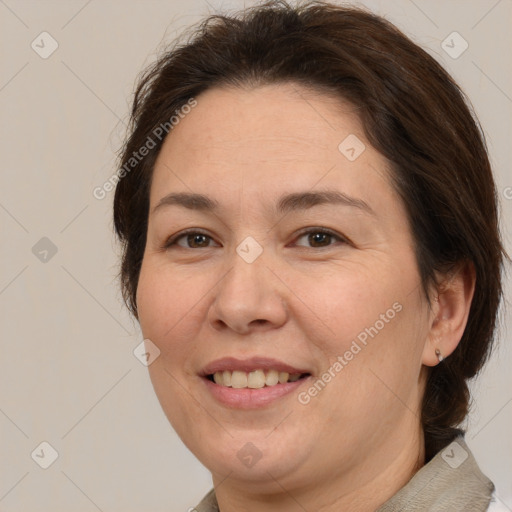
[162,227,349,250]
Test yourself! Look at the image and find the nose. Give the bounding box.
[208,245,289,335]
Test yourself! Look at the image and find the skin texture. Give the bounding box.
[136,83,475,512]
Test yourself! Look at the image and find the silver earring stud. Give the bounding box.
[435,348,444,362]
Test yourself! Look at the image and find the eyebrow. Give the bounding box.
[276,190,375,216]
[153,192,219,213]
[152,190,375,216]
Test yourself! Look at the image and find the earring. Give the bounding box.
[435,348,444,363]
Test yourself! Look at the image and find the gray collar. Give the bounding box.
[195,436,494,511]
[377,436,494,511]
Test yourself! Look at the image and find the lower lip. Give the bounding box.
[202,376,311,409]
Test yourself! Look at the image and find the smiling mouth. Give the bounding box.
[206,369,311,388]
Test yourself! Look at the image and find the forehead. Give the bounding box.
[149,83,396,216]
[159,83,364,160]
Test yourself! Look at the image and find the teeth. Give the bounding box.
[248,370,265,389]
[265,369,279,386]
[222,370,232,387]
[231,371,248,388]
[211,369,306,388]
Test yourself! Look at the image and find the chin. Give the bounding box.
[188,428,312,484]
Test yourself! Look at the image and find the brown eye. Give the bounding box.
[307,232,332,247]
[294,228,346,248]
[184,233,211,248]
[164,230,218,249]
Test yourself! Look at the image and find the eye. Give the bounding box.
[163,230,219,249]
[163,227,348,250]
[294,227,348,248]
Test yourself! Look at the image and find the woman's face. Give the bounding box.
[137,83,434,492]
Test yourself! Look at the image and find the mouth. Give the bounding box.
[200,357,313,409]
[206,369,311,388]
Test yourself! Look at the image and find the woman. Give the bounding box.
[113,1,507,510]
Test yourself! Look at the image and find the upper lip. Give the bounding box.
[200,357,312,376]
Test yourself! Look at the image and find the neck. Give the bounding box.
[213,426,425,512]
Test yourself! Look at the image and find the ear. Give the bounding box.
[422,261,476,367]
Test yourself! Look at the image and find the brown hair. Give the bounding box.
[113,0,507,461]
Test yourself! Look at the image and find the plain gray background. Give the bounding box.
[1,1,511,510]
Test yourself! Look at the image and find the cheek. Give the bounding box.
[136,262,208,430]
[295,262,407,349]
[304,258,427,392]
[136,262,196,348]
[136,267,165,338]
